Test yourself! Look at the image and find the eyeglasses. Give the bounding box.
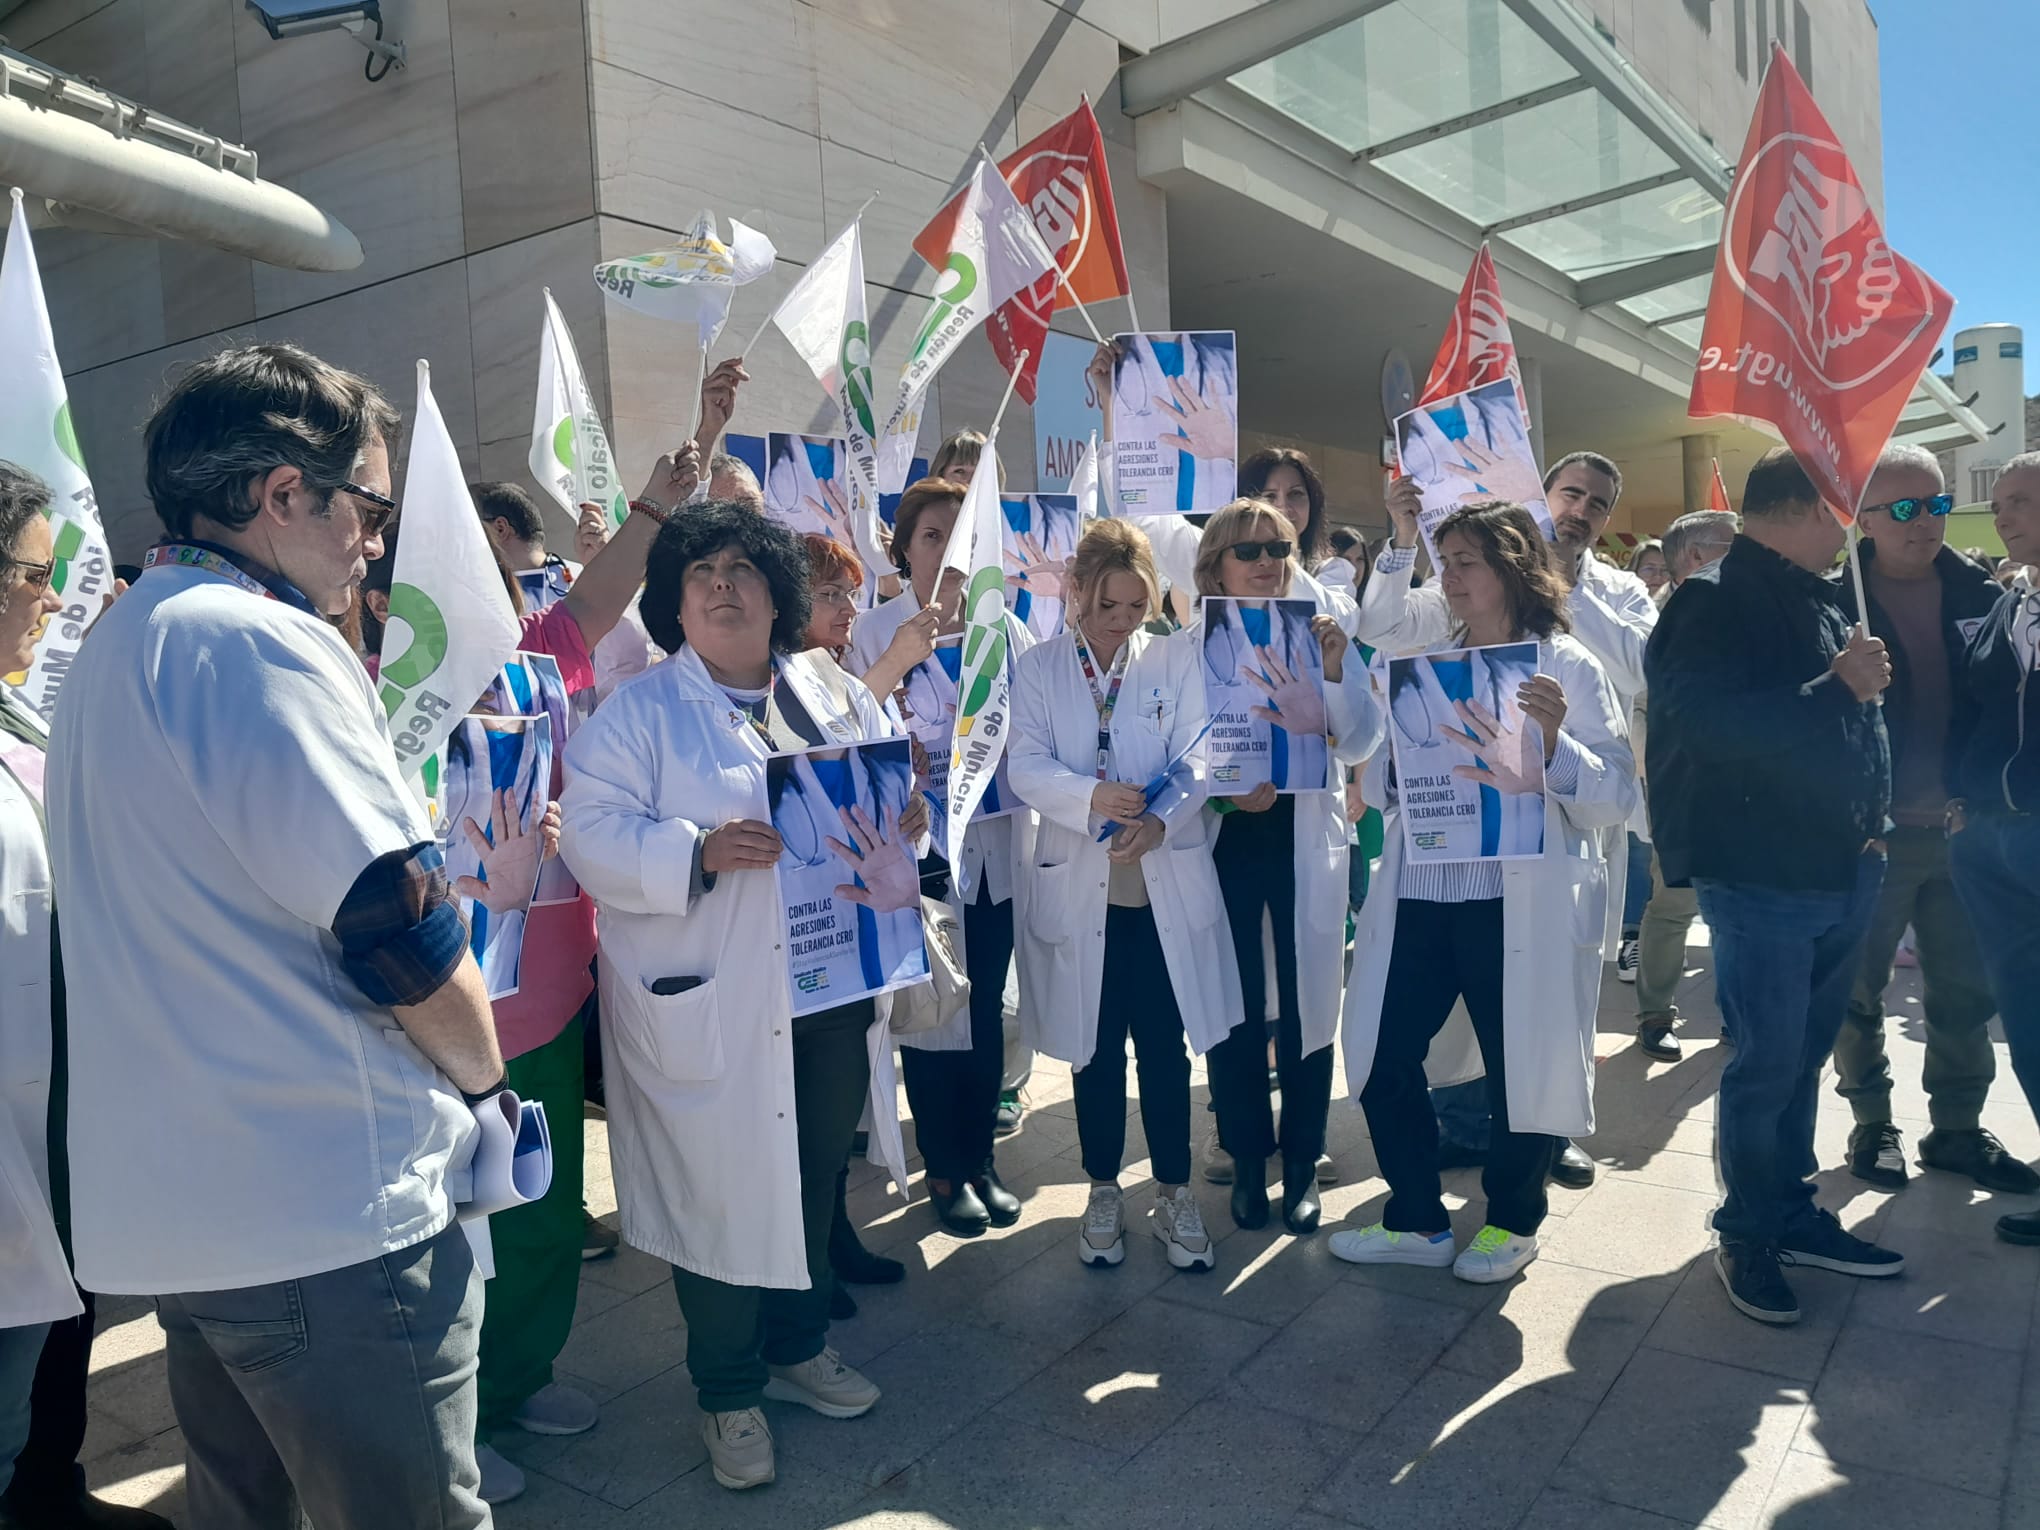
[1864,494,1953,522]
[336,480,398,537]
[1227,540,1293,563]
[3,556,54,592]
[813,586,858,607]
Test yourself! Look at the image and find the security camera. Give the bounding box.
[245,2,406,79]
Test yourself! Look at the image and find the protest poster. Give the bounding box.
[768,736,930,1016]
[725,433,926,530]
[1393,377,1554,569]
[896,637,1019,852]
[763,433,855,554]
[485,652,581,906]
[1033,329,1106,491]
[1199,597,1330,796]
[1387,642,1546,865]
[1000,493,1080,641]
[1106,331,1237,515]
[441,713,553,998]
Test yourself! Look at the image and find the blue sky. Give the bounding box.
[1876,0,2039,393]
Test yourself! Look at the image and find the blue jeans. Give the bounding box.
[1431,1077,1491,1150]
[1622,831,1652,930]
[0,1321,52,1498]
[155,1221,487,1530]
[1696,853,1884,1246]
[1950,813,2040,1118]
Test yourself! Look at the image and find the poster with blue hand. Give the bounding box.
[1393,378,1554,571]
[1387,642,1546,865]
[1107,331,1237,515]
[999,493,1080,641]
[1200,597,1331,796]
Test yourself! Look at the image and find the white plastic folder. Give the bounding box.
[457,1089,555,1279]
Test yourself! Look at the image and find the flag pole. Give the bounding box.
[989,349,1030,439]
[738,192,881,361]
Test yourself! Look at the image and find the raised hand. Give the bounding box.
[1243,644,1327,736]
[640,440,703,512]
[1007,531,1067,600]
[453,789,543,916]
[1440,435,1544,507]
[1310,613,1347,683]
[1385,474,1423,546]
[827,803,919,913]
[803,477,854,550]
[575,501,611,562]
[696,356,750,448]
[1154,373,1234,461]
[1440,696,1543,796]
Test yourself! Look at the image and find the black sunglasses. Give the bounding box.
[336,480,398,537]
[1864,494,1952,523]
[2,556,54,592]
[1227,539,1293,563]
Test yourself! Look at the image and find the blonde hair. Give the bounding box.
[1069,518,1161,622]
[1192,499,1297,597]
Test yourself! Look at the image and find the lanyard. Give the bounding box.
[144,542,278,601]
[1071,625,1128,781]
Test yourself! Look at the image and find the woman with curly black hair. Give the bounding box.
[559,502,927,1493]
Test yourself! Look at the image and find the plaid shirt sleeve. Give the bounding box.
[332,842,470,1008]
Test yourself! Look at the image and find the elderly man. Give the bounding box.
[1369,450,1655,1187]
[1661,508,1738,587]
[1830,445,2028,1194]
[1649,447,1900,1325]
[47,345,504,1528]
[1946,452,2040,1245]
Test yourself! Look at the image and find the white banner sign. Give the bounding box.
[1199,597,1330,796]
[1388,641,1547,864]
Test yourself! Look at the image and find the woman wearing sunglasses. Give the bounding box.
[1183,500,1383,1234]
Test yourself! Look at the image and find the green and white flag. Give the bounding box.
[0,188,113,717]
[877,158,1056,493]
[592,210,775,341]
[530,289,630,528]
[381,360,521,777]
[769,219,888,574]
[938,431,1015,866]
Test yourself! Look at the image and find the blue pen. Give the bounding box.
[1096,716,1217,841]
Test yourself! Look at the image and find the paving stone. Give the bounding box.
[1798,1324,2017,1497]
[1538,1178,1722,1282]
[1233,1281,1471,1437]
[1109,1384,1362,1530]
[1434,1259,1677,1404]
[1643,1250,1856,1385]
[1759,1448,2001,1530]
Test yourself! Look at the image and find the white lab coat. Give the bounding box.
[558,645,910,1290]
[1178,599,1386,1060]
[0,688,85,1329]
[1355,547,1654,941]
[1341,634,1638,1138]
[1006,628,1243,1065]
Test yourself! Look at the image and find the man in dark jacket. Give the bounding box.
[1647,446,1900,1326]
[1828,445,2031,1195]
[1946,451,2040,1245]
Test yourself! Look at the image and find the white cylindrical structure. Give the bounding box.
[1949,323,2025,504]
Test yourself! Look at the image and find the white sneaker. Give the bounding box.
[1452,1224,1539,1283]
[763,1347,880,1419]
[703,1407,775,1490]
[1615,937,1639,983]
[1200,1121,1234,1184]
[1079,1182,1126,1266]
[1151,1186,1216,1271]
[476,1442,527,1504]
[1315,1152,1338,1186]
[511,1379,599,1436]
[1327,1222,1456,1267]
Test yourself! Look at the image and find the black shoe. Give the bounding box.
[1714,1240,1800,1325]
[1779,1206,1905,1277]
[1918,1128,2040,1194]
[1550,1141,1596,1189]
[1636,1021,1681,1062]
[972,1166,1022,1228]
[1846,1122,1909,1189]
[1281,1160,1321,1234]
[1996,1210,2040,1246]
[1230,1157,1270,1229]
[1437,1138,1488,1171]
[829,1282,858,1320]
[0,1483,176,1530]
[831,1240,905,1286]
[931,1179,991,1236]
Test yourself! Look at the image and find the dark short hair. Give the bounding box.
[472,481,545,545]
[0,461,52,617]
[1327,526,1364,557]
[1542,450,1623,506]
[1740,447,1822,520]
[1239,446,1327,565]
[1432,501,1573,640]
[144,342,401,539]
[889,477,967,574]
[641,502,812,656]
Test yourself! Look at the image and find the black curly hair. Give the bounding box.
[641,501,813,656]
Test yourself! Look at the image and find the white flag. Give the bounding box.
[877,160,1056,492]
[1070,430,1101,523]
[530,290,631,529]
[381,361,521,777]
[769,220,887,574]
[937,431,1015,865]
[0,189,113,717]
[593,210,775,347]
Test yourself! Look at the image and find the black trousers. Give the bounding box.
[900,882,1013,1183]
[1074,905,1194,1186]
[5,1288,92,1508]
[1360,897,1558,1237]
[1206,799,1332,1169]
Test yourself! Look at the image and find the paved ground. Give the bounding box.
[83,927,2040,1529]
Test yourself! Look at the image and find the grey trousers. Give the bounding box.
[0,1321,51,1499]
[1636,847,1701,1027]
[155,1221,489,1530]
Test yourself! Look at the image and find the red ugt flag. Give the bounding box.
[1708,458,1733,514]
[1419,242,1526,413]
[914,99,1130,404]
[1688,45,1952,524]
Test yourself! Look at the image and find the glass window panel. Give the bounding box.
[1618,273,1717,326]
[1500,179,1721,280]
[1229,0,1573,154]
[1661,317,1707,348]
[1371,85,1676,227]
